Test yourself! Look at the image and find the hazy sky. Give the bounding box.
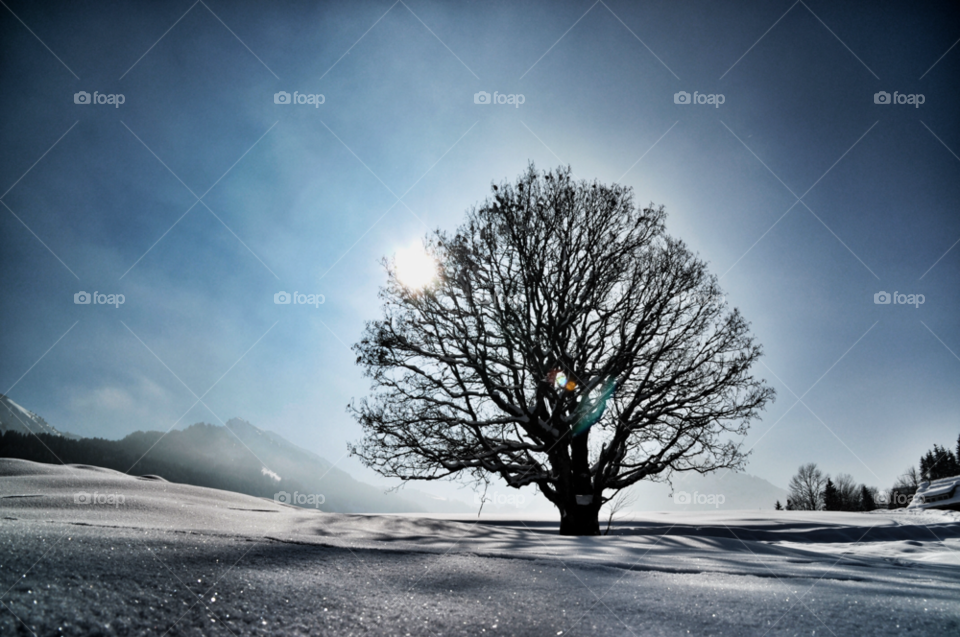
[2,0,958,500]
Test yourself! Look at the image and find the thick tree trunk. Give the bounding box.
[559,431,600,535]
[559,502,601,535]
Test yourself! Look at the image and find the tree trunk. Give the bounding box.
[559,502,601,535]
[559,432,600,535]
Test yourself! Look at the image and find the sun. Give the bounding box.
[394,244,438,290]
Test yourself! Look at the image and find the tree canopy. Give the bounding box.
[349,164,775,534]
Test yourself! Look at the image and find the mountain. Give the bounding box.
[220,418,472,513]
[0,409,472,514]
[0,395,78,438]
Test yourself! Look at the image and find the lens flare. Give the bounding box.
[572,378,617,437]
[546,369,577,391]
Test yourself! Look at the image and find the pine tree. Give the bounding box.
[823,478,841,511]
[920,450,933,480]
[859,485,876,512]
[920,441,960,481]
[775,500,782,510]
[932,445,945,480]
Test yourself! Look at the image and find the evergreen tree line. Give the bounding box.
[776,432,960,511]
[919,441,960,481]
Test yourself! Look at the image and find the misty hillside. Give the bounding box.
[629,470,789,511]
[0,417,471,514]
[219,418,472,514]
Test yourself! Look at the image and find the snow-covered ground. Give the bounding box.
[2,459,959,636]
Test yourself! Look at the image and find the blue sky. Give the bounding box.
[1,0,958,499]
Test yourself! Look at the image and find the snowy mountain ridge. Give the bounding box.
[0,394,76,438]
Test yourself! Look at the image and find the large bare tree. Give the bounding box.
[349,165,774,535]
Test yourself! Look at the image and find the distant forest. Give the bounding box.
[0,428,305,501]
[780,432,960,511]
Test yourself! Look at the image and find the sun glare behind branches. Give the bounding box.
[394,244,438,291]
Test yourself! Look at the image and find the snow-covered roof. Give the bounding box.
[908,475,960,511]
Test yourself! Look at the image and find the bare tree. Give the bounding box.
[887,466,921,509]
[349,164,775,535]
[787,463,826,511]
[602,488,637,535]
[833,473,859,510]
[896,467,921,490]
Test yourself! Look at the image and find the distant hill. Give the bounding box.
[629,470,789,511]
[0,395,78,439]
[0,414,471,514]
[219,418,472,513]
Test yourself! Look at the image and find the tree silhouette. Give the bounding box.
[833,473,859,511]
[823,478,841,511]
[350,165,775,535]
[888,467,921,509]
[920,442,959,481]
[787,463,826,511]
[859,484,876,511]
